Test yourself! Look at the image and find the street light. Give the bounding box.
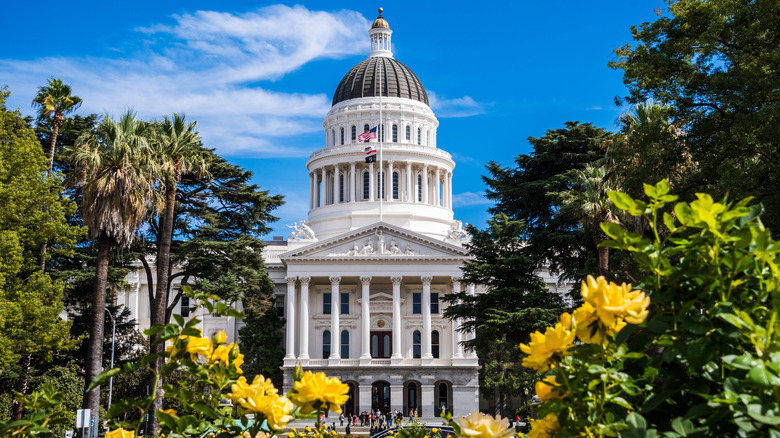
[105,308,116,410]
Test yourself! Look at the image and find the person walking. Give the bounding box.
[340,413,344,426]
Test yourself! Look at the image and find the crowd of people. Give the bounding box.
[321,409,420,435]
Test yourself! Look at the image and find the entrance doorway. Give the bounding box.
[344,382,356,416]
[372,381,391,413]
[370,331,392,358]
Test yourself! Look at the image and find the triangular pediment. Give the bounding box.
[278,222,469,262]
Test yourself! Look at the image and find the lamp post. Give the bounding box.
[105,308,116,410]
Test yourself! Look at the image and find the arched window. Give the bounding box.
[364,124,370,133]
[341,330,349,359]
[438,382,449,414]
[405,125,411,141]
[377,171,385,199]
[417,127,421,145]
[351,125,357,142]
[417,174,422,202]
[392,171,399,199]
[340,127,345,145]
[432,330,440,359]
[363,171,370,200]
[323,330,331,359]
[392,124,398,142]
[413,330,421,359]
[339,174,345,202]
[426,130,430,146]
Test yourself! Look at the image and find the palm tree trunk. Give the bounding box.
[10,354,32,420]
[84,236,111,416]
[148,184,177,435]
[598,246,610,279]
[48,115,62,173]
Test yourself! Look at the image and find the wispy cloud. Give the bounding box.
[0,5,369,158]
[428,91,492,118]
[453,191,491,207]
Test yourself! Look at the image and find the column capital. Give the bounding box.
[298,276,311,285]
[360,276,372,285]
[391,276,403,286]
[421,276,433,286]
[329,276,342,285]
[451,276,463,285]
[285,276,297,285]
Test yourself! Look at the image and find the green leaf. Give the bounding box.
[610,191,638,212]
[748,363,780,387]
[86,367,121,392]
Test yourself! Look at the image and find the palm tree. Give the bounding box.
[554,164,622,278]
[67,110,154,418]
[146,113,208,433]
[32,78,83,172]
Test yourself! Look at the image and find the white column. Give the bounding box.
[369,163,375,202]
[284,276,297,360]
[360,276,372,361]
[314,171,320,208]
[350,162,356,202]
[406,161,412,203]
[422,276,433,360]
[330,276,341,359]
[387,161,394,202]
[451,277,463,358]
[391,276,402,360]
[466,283,478,358]
[334,165,340,204]
[298,276,311,361]
[309,172,314,210]
[422,165,429,204]
[448,172,453,209]
[320,167,326,206]
[435,168,441,206]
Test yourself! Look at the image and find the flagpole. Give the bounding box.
[379,59,383,223]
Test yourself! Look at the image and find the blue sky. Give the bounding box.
[0,1,664,237]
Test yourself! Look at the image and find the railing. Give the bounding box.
[340,359,360,366]
[262,247,288,262]
[309,143,452,161]
[371,359,391,365]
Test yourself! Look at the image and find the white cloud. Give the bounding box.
[428,91,492,118]
[453,191,491,207]
[0,5,369,158]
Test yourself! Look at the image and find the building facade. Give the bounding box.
[268,9,481,416]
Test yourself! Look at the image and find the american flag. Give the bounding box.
[358,126,377,142]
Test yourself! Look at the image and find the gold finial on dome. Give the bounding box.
[372,7,389,29]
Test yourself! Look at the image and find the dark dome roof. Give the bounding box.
[332,57,428,106]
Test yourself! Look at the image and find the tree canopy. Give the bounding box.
[610,0,780,230]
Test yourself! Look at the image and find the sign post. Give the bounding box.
[75,409,90,438]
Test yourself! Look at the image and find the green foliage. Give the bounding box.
[528,180,780,437]
[483,121,615,290]
[0,384,68,438]
[239,296,285,389]
[0,88,82,368]
[610,0,780,230]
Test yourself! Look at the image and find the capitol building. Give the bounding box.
[119,9,565,417]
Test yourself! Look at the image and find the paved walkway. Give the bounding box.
[282,417,447,436]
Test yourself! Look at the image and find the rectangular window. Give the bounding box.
[377,172,385,199]
[352,125,357,142]
[180,295,190,317]
[275,298,284,318]
[341,292,349,315]
[392,124,398,142]
[431,293,439,314]
[413,293,421,314]
[393,172,399,199]
[323,293,332,314]
[339,174,344,202]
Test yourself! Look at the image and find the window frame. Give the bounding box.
[323,330,331,359]
[323,292,332,314]
[412,330,421,359]
[412,292,421,314]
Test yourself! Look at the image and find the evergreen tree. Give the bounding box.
[0,87,82,419]
[238,296,285,389]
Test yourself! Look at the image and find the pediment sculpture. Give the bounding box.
[328,229,417,256]
[444,220,472,243]
[287,220,316,241]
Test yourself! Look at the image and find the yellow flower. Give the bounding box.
[432,428,438,433]
[519,313,575,372]
[185,335,212,357]
[534,376,566,402]
[291,428,297,432]
[213,330,227,344]
[228,375,292,430]
[581,275,649,328]
[106,428,135,438]
[157,408,178,419]
[289,371,350,414]
[305,427,311,432]
[572,303,607,344]
[456,411,514,438]
[528,414,560,438]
